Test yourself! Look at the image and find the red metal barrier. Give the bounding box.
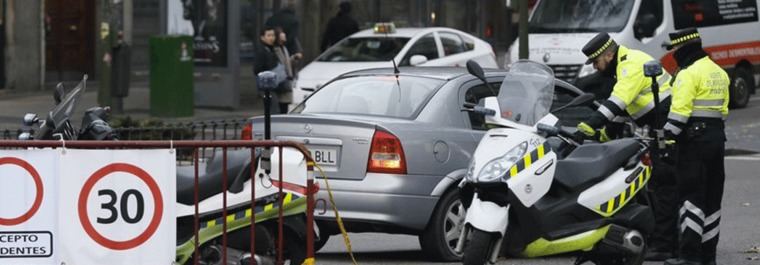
[0,140,315,265]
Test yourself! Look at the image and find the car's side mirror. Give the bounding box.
[409,55,428,66]
[257,71,278,91]
[634,13,657,39]
[53,83,65,104]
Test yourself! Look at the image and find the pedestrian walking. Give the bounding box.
[321,1,359,52]
[577,32,679,261]
[273,28,295,114]
[662,28,729,265]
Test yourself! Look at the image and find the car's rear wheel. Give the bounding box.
[419,189,466,261]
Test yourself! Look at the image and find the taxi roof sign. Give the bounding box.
[373,22,396,34]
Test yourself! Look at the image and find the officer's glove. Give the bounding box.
[659,133,677,164]
[576,122,597,137]
[598,127,611,143]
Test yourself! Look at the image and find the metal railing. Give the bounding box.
[0,139,315,265]
[2,119,249,141]
[114,119,249,141]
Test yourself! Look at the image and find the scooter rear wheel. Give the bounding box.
[462,228,498,265]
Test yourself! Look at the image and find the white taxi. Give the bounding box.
[291,23,498,108]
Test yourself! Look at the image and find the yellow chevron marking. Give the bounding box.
[227,214,235,223]
[265,203,273,212]
[537,145,545,159]
[620,190,627,205]
[606,199,615,213]
[638,174,644,187]
[630,182,636,195]
[245,208,252,217]
[207,220,216,228]
[524,155,532,168]
[510,166,518,178]
[284,193,293,204]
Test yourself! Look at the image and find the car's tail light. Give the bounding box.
[367,129,406,174]
[241,122,253,140]
[640,152,652,167]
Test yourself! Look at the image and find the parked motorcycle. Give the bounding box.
[19,75,117,141]
[19,74,312,265]
[456,61,655,265]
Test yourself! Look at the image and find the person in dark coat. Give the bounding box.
[321,1,360,52]
[253,26,278,75]
[254,26,283,114]
[265,4,303,60]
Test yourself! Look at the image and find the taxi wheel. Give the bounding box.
[419,189,465,261]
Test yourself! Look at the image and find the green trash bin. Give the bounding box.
[150,36,194,117]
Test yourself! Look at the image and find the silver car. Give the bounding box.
[249,66,592,261]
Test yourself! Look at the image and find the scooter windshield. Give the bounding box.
[497,60,555,126]
[50,77,87,129]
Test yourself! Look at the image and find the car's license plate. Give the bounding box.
[308,146,339,166]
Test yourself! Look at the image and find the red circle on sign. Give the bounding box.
[0,157,44,226]
[77,163,163,250]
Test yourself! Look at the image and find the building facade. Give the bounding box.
[1,0,518,94]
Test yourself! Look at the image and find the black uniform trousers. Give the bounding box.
[634,100,679,253]
[647,156,678,252]
[675,122,725,263]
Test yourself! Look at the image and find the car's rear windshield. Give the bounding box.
[317,37,411,62]
[293,75,444,118]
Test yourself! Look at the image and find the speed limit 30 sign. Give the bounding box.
[59,149,176,265]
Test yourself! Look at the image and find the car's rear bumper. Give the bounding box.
[313,172,444,232]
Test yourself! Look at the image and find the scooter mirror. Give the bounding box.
[257,71,278,91]
[22,113,39,126]
[18,132,32,140]
[53,83,65,104]
[466,60,486,81]
[467,60,498,96]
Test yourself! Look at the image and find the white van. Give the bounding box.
[509,0,760,108]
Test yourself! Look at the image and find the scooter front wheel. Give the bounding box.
[462,228,498,265]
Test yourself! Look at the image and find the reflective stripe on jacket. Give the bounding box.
[664,57,730,135]
[597,46,672,122]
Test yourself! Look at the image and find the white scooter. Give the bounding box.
[456,60,655,265]
[175,71,314,265]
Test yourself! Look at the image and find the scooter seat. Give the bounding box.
[554,138,640,191]
[176,149,252,205]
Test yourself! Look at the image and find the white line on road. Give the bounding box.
[751,96,760,102]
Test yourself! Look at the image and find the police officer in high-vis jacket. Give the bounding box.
[578,33,679,260]
[663,28,729,265]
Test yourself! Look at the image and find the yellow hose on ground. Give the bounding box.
[306,163,358,265]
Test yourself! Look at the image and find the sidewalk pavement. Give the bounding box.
[0,82,266,129]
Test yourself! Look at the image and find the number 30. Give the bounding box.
[97,189,145,224]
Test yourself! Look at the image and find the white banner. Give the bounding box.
[0,150,59,265]
[58,149,176,265]
[1,149,177,265]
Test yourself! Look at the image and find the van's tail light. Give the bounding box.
[367,130,407,174]
[241,122,253,140]
[640,152,652,167]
